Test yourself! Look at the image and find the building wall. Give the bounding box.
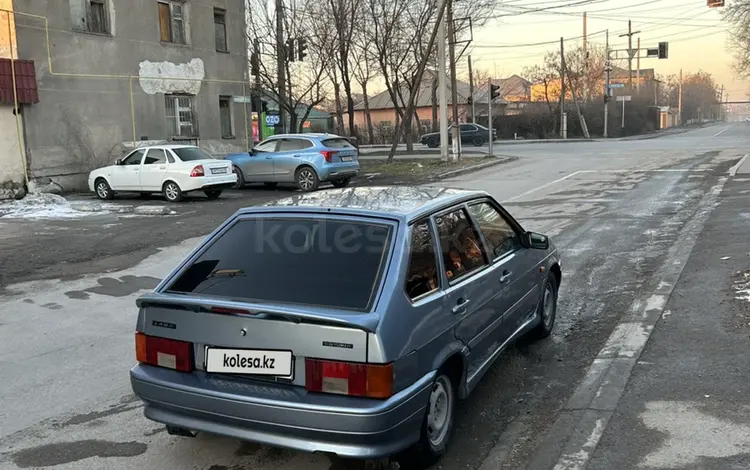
[14,0,248,190]
[0,4,26,197]
[349,105,474,129]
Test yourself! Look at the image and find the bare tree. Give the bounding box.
[247,0,333,132]
[351,28,377,143]
[723,1,750,78]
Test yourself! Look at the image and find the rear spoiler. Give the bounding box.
[136,292,380,332]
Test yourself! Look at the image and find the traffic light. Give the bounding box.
[490,84,501,100]
[298,37,308,61]
[467,96,473,105]
[604,94,611,104]
[658,42,668,59]
[285,38,296,62]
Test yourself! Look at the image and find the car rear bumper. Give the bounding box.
[130,364,433,458]
[181,174,237,192]
[319,164,360,181]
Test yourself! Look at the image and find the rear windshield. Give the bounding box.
[322,138,355,149]
[167,218,393,311]
[173,147,215,161]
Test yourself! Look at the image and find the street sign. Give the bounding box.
[233,96,252,103]
[647,48,659,58]
[265,114,281,126]
[617,95,632,102]
[609,83,625,89]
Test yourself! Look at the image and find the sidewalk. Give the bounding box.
[587,176,750,469]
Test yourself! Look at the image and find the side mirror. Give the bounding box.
[526,231,549,250]
[115,158,123,165]
[248,148,256,156]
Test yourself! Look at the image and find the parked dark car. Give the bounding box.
[130,186,561,467]
[420,123,497,148]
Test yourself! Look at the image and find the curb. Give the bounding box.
[432,156,518,180]
[69,201,172,216]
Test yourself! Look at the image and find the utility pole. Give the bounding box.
[636,37,641,92]
[719,84,725,120]
[583,12,588,101]
[431,78,438,132]
[604,29,611,138]
[252,39,264,143]
[468,55,476,123]
[488,78,493,157]
[438,11,449,162]
[619,20,640,90]
[678,68,683,125]
[560,37,566,139]
[275,0,286,133]
[447,0,461,161]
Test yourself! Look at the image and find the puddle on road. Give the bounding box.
[64,275,161,299]
[11,439,148,468]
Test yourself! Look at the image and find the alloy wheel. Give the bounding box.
[96,181,109,199]
[298,169,315,190]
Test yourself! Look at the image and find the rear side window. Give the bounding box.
[173,147,215,161]
[405,220,439,300]
[167,218,394,311]
[322,138,355,149]
[278,138,313,151]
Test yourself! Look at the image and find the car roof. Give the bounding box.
[265,133,344,140]
[131,144,198,151]
[238,186,490,223]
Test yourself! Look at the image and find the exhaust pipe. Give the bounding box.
[166,425,196,438]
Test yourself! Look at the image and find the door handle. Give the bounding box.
[158,166,166,169]
[499,271,512,283]
[293,154,301,158]
[452,298,470,314]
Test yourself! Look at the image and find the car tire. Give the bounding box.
[162,181,184,203]
[204,189,222,199]
[399,371,457,469]
[528,273,558,340]
[233,166,245,190]
[94,178,114,200]
[426,137,439,148]
[472,135,485,146]
[295,166,320,192]
[331,178,351,188]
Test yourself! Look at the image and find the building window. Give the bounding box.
[165,95,198,138]
[214,8,227,52]
[70,0,110,34]
[158,1,186,44]
[219,96,234,138]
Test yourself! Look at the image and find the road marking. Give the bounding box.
[711,126,733,137]
[506,171,585,202]
[729,154,748,177]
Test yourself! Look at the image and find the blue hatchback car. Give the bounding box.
[225,133,360,192]
[130,186,561,467]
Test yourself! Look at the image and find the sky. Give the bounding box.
[469,0,746,99]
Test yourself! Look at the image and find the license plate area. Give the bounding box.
[211,167,228,174]
[205,347,294,378]
[340,156,353,162]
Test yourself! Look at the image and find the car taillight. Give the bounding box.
[305,358,393,398]
[135,332,193,372]
[190,165,205,177]
[320,150,337,162]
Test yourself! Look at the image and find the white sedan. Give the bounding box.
[88,145,237,202]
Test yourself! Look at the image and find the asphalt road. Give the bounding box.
[0,123,748,470]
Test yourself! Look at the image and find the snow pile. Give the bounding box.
[732,270,750,303]
[0,194,95,220]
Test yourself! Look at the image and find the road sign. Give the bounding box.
[265,114,281,126]
[233,96,252,103]
[617,95,632,102]
[609,83,625,89]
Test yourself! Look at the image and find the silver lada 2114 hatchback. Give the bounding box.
[130,186,562,467]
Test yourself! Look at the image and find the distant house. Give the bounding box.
[491,75,532,115]
[348,71,508,134]
[530,67,658,103]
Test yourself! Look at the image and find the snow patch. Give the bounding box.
[732,270,750,303]
[0,194,97,220]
